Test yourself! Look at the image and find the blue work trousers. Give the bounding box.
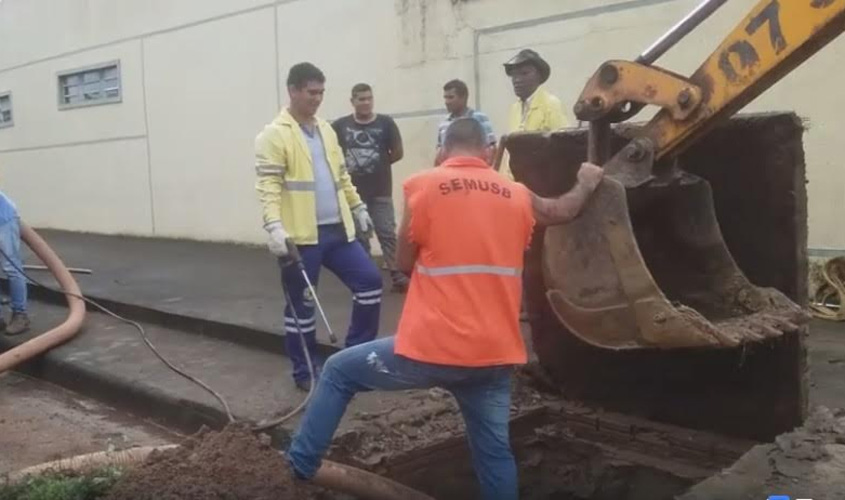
[279,224,382,383]
[287,337,517,500]
[0,217,26,313]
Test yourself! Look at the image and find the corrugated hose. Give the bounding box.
[811,256,845,321]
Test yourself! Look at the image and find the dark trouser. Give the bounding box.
[357,196,408,287]
[287,337,517,500]
[279,224,382,383]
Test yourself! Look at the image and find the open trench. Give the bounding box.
[362,403,743,500]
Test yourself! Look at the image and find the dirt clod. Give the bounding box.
[106,424,329,500]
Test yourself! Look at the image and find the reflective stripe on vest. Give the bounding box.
[416,264,521,277]
[285,180,316,191]
[285,180,343,192]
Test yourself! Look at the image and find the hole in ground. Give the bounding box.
[366,409,727,500]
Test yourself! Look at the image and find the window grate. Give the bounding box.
[58,61,121,109]
[0,93,12,128]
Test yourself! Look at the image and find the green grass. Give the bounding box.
[0,467,122,500]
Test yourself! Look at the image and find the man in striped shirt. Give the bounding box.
[434,79,496,165]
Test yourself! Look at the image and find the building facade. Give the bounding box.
[0,0,842,254]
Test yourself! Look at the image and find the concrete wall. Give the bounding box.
[0,0,842,251]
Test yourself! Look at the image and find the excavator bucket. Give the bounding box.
[543,174,806,350]
[509,126,809,351]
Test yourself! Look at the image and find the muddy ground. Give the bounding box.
[102,399,845,500]
[105,425,332,500]
[0,372,175,474]
[680,407,845,500]
[8,362,845,499]
[330,369,550,467]
[103,372,711,500]
[104,374,550,500]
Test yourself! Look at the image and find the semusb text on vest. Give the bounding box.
[438,177,512,199]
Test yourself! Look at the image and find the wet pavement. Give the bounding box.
[0,372,176,474]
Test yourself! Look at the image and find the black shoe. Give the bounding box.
[295,379,312,392]
[5,312,28,336]
[391,280,409,293]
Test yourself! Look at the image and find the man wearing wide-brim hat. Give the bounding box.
[504,48,568,134]
[502,49,569,322]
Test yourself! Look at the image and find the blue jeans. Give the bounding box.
[280,224,382,383]
[0,218,26,313]
[287,337,517,500]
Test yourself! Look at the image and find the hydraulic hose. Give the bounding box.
[3,446,179,484]
[0,222,85,373]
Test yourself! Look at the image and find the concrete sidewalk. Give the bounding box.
[22,229,405,349]
[0,300,429,441]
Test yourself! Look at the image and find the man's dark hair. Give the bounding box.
[351,83,372,97]
[444,117,485,152]
[287,62,325,89]
[443,79,469,99]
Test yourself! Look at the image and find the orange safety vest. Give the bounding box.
[395,156,535,367]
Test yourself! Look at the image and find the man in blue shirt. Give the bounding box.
[0,191,29,335]
[434,79,496,165]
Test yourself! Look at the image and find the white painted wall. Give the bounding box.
[0,0,841,250]
[143,8,278,242]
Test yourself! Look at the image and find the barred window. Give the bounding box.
[58,61,121,109]
[0,92,12,128]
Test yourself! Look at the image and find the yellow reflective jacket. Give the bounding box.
[255,109,362,245]
[508,86,568,133]
[501,86,570,180]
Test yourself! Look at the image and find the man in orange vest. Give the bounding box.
[286,118,603,499]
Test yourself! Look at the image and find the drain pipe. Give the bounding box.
[0,222,86,373]
[4,446,435,500]
[314,460,435,500]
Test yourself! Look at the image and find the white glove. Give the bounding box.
[352,204,374,235]
[265,221,291,257]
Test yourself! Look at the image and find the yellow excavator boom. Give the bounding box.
[539,0,842,349]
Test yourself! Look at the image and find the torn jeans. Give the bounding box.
[286,336,517,500]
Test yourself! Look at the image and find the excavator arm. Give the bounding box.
[575,0,845,185]
[540,0,842,349]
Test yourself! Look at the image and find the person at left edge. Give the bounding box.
[0,190,29,336]
[254,62,383,392]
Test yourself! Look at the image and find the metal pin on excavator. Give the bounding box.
[532,0,845,350]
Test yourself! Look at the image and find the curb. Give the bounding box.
[0,333,294,445]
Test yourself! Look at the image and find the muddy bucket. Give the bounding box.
[509,113,809,440]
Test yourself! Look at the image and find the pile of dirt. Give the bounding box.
[679,406,845,499]
[106,370,553,499]
[106,425,330,500]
